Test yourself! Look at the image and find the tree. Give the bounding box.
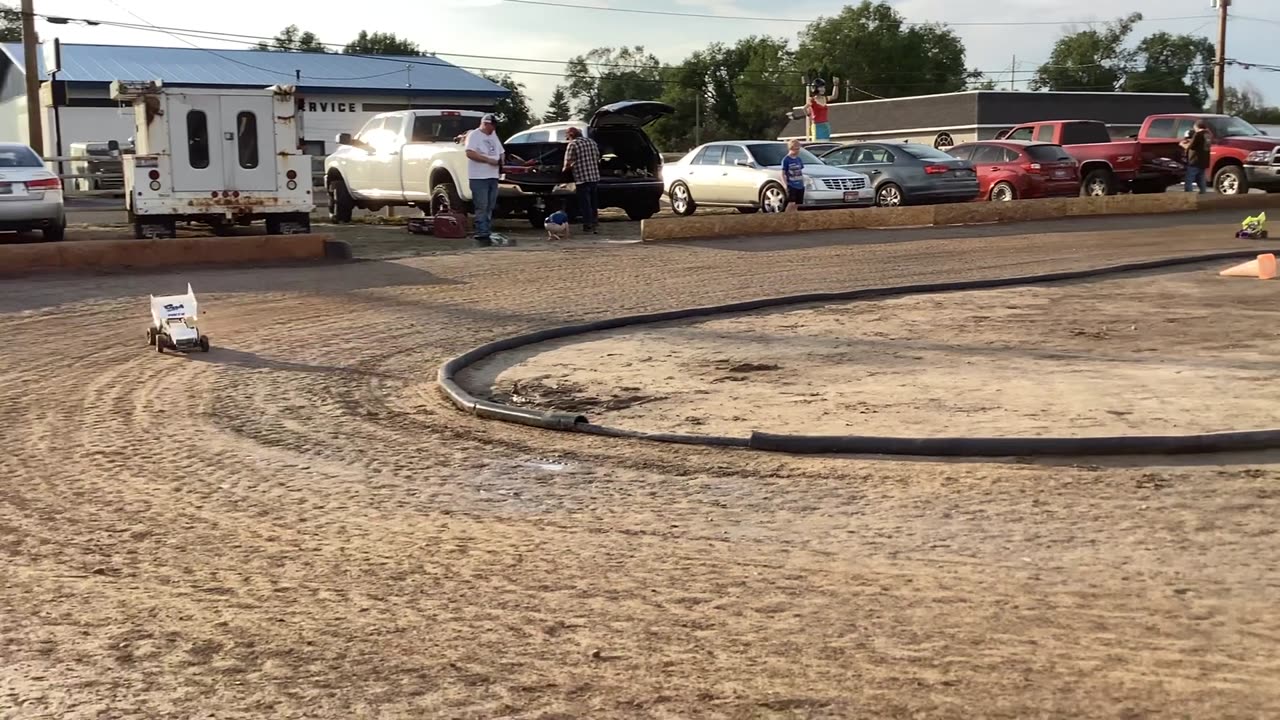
[253,25,327,53]
[1123,32,1215,107]
[650,36,796,152]
[794,1,977,100]
[481,73,532,139]
[543,86,572,123]
[1224,86,1280,125]
[1029,13,1141,91]
[0,5,21,42]
[562,46,666,117]
[343,31,420,56]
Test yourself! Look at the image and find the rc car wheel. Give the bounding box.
[146,327,155,346]
[199,336,210,353]
[156,336,165,354]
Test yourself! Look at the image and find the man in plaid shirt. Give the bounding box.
[563,126,602,234]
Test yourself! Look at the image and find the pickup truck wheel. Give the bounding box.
[1213,165,1248,195]
[625,201,660,221]
[669,182,696,216]
[1081,169,1113,197]
[526,207,546,229]
[328,179,355,223]
[431,182,463,216]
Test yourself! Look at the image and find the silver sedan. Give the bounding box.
[663,141,874,215]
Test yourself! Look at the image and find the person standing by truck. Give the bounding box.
[465,113,504,246]
[563,126,602,234]
[1181,120,1211,194]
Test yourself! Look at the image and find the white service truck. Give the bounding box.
[324,109,482,222]
[110,80,314,239]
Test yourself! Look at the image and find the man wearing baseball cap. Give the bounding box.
[464,113,504,246]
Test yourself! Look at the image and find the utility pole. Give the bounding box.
[1009,55,1016,91]
[1213,0,1230,113]
[21,0,44,154]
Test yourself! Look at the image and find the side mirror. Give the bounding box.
[734,159,752,167]
[336,132,353,146]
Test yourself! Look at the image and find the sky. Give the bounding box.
[33,0,1280,114]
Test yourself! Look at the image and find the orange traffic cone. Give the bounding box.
[1219,253,1277,279]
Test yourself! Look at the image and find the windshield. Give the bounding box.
[748,144,824,166]
[898,144,956,161]
[0,147,44,167]
[1207,116,1264,138]
[410,115,482,143]
[1025,145,1072,162]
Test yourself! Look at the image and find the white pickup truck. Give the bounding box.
[324,109,481,222]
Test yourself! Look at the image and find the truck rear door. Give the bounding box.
[169,94,227,193]
[221,96,277,192]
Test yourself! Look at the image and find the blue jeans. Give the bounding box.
[469,178,499,238]
[576,181,599,229]
[1184,165,1207,193]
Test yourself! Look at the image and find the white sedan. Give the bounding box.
[663,140,874,215]
[0,142,65,241]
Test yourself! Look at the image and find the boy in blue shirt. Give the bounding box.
[544,204,570,241]
[780,139,805,212]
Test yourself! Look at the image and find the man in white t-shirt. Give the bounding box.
[464,113,504,246]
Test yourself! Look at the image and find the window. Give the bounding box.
[971,145,1008,164]
[1005,127,1035,142]
[509,130,549,144]
[746,143,823,166]
[1060,122,1111,145]
[946,145,975,161]
[1173,118,1197,140]
[823,147,854,165]
[409,114,481,143]
[1145,118,1176,139]
[382,115,405,140]
[187,110,210,170]
[849,146,894,164]
[694,146,724,165]
[1026,144,1072,162]
[898,144,955,161]
[236,111,259,169]
[721,145,749,166]
[355,117,384,143]
[1034,126,1055,143]
[1207,116,1263,138]
[0,146,44,167]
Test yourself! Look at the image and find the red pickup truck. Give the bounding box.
[996,120,1183,196]
[1134,114,1280,195]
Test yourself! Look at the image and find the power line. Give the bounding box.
[501,0,1210,27]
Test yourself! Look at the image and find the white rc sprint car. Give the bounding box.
[147,284,210,354]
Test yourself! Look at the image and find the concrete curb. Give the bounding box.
[0,234,350,276]
[640,191,1280,243]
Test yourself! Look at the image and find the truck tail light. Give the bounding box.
[27,177,61,190]
[923,164,950,174]
[148,169,160,180]
[1022,162,1042,174]
[286,169,297,180]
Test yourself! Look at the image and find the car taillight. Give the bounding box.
[27,177,60,190]
[1022,162,1042,173]
[502,165,529,174]
[148,169,160,180]
[286,169,297,180]
[923,164,950,174]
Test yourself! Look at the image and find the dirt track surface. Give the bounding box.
[3,214,1280,718]
[476,266,1280,438]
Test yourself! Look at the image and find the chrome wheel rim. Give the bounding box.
[1218,173,1239,194]
[1085,178,1107,196]
[762,186,786,213]
[672,185,690,214]
[991,184,1014,202]
[877,186,901,207]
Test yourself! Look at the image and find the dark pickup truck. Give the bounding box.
[996,120,1183,196]
[499,101,673,227]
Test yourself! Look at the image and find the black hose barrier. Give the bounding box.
[438,249,1279,458]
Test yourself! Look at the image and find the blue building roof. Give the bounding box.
[0,42,509,98]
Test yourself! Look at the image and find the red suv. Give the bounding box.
[946,141,1080,201]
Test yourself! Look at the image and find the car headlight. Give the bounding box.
[803,176,816,190]
[1246,150,1272,164]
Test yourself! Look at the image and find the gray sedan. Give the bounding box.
[819,142,980,207]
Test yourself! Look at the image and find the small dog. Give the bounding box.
[545,208,570,241]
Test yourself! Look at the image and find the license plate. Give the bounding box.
[956,169,973,177]
[1053,169,1068,179]
[843,191,860,202]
